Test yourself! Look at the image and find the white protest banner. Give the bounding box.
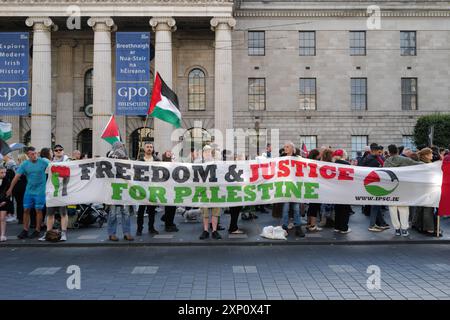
[46,157,445,208]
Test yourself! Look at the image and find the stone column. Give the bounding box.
[87,17,115,157]
[149,17,176,155]
[25,17,57,150]
[55,39,77,153]
[210,17,236,142]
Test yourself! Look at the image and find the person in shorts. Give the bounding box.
[7,147,50,239]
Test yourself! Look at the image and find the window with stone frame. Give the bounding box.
[84,68,93,107]
[248,78,266,111]
[401,78,418,110]
[350,31,366,56]
[188,68,206,111]
[300,135,317,152]
[351,78,367,110]
[248,31,265,56]
[351,135,368,159]
[299,78,316,110]
[299,31,316,56]
[400,31,416,56]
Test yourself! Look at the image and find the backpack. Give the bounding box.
[45,230,61,242]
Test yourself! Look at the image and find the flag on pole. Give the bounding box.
[101,115,121,146]
[0,139,12,156]
[148,72,181,128]
[438,154,450,216]
[0,121,12,141]
[301,143,309,157]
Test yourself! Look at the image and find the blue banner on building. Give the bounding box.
[0,32,29,115]
[115,32,151,115]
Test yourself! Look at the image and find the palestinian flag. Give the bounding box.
[148,72,181,128]
[101,115,121,145]
[0,121,12,141]
[0,138,12,156]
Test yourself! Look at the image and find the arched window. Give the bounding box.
[76,129,92,158]
[180,127,211,162]
[84,68,93,107]
[188,68,206,111]
[130,127,154,160]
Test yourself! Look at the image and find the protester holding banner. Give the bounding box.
[199,145,222,240]
[106,141,134,241]
[281,142,305,238]
[332,149,353,234]
[412,147,438,236]
[228,154,245,235]
[7,147,49,239]
[383,144,421,237]
[161,151,179,232]
[306,149,322,232]
[136,142,160,236]
[40,144,70,242]
[361,143,390,232]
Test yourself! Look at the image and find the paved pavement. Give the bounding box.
[1,206,449,246]
[1,244,450,300]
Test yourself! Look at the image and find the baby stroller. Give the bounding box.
[72,203,108,229]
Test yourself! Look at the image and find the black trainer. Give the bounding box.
[136,230,143,236]
[199,230,209,240]
[165,225,179,232]
[149,228,159,235]
[17,229,28,239]
[295,226,305,238]
[29,230,41,239]
[212,231,222,240]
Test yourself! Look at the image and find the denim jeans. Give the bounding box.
[108,205,131,236]
[282,202,301,227]
[369,205,385,227]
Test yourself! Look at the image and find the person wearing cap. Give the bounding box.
[53,144,70,162]
[38,144,70,242]
[360,143,390,232]
[332,149,353,234]
[199,145,222,240]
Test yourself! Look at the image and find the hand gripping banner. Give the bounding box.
[46,157,445,208]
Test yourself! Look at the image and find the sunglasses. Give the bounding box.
[54,149,63,152]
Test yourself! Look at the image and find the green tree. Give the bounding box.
[413,114,450,148]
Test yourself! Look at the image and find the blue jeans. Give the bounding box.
[282,202,301,227]
[108,205,131,236]
[369,205,386,227]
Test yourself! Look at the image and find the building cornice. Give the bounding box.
[0,0,233,17]
[235,9,450,18]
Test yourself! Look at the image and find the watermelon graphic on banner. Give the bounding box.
[364,170,400,197]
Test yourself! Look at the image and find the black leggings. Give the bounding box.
[164,206,176,227]
[136,205,156,231]
[229,206,242,232]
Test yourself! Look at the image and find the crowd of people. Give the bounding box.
[0,140,448,243]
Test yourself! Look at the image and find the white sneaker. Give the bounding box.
[340,228,352,234]
[38,233,47,242]
[6,215,16,223]
[0,236,7,242]
[60,231,67,241]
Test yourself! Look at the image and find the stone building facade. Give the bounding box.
[0,0,449,160]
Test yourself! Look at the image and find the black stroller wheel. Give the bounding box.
[73,222,80,229]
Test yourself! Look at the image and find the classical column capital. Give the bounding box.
[149,17,177,32]
[25,17,58,32]
[55,39,78,48]
[210,17,236,31]
[87,17,116,32]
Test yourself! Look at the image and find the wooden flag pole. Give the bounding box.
[136,114,150,160]
[437,215,440,238]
